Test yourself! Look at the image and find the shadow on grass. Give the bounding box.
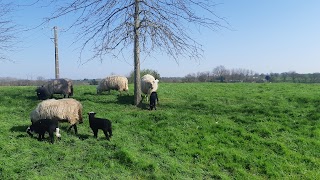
[58,124,91,141]
[117,95,153,110]
[83,92,96,96]
[78,134,90,140]
[25,95,39,101]
[139,102,150,110]
[117,95,134,105]
[10,125,29,132]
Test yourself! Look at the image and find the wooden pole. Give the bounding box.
[54,26,59,79]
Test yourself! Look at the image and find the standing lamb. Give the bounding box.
[141,74,159,101]
[30,98,83,135]
[97,75,128,95]
[149,91,159,110]
[87,112,112,140]
[27,118,61,144]
[36,78,73,100]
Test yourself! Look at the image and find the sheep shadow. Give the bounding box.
[78,134,90,140]
[10,125,29,133]
[83,92,96,96]
[58,124,90,140]
[25,95,39,101]
[10,125,34,139]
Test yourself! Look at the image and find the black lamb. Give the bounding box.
[149,91,159,110]
[87,112,112,140]
[27,118,61,144]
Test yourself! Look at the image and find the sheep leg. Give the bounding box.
[93,129,98,138]
[102,129,110,141]
[26,127,33,136]
[73,125,78,135]
[49,131,54,144]
[108,128,113,137]
[38,133,44,141]
[67,124,78,135]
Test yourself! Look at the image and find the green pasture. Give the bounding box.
[0,83,319,179]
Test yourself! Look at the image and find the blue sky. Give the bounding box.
[1,0,319,80]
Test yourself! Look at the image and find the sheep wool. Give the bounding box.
[30,98,83,126]
[97,75,129,94]
[141,74,159,98]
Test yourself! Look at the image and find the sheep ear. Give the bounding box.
[155,79,159,83]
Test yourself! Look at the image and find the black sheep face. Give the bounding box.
[36,86,50,100]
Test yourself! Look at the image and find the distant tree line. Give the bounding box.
[177,66,320,83]
[2,66,320,86]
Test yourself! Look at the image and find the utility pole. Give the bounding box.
[53,26,59,79]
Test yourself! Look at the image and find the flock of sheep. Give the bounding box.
[27,74,160,143]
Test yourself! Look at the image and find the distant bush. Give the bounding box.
[89,79,98,85]
[128,69,161,83]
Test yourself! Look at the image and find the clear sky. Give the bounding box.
[1,0,319,80]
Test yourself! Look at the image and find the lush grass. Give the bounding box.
[0,83,319,179]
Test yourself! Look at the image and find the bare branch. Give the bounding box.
[40,0,226,63]
[0,1,16,61]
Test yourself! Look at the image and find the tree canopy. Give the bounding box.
[41,0,226,105]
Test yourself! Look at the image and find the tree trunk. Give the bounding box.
[133,0,141,106]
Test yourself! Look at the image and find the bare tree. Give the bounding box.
[197,71,210,82]
[42,0,226,105]
[212,65,228,82]
[288,71,298,83]
[0,1,15,61]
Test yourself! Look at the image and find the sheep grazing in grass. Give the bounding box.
[149,91,159,110]
[141,74,159,101]
[30,98,83,135]
[36,78,73,100]
[26,118,61,144]
[97,75,128,95]
[87,112,112,140]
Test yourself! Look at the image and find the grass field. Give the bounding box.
[0,83,319,179]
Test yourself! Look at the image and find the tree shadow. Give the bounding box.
[117,95,153,110]
[139,102,150,110]
[117,95,134,105]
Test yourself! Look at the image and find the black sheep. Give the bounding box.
[27,118,61,144]
[36,79,73,100]
[87,112,112,140]
[149,91,159,110]
[36,86,50,100]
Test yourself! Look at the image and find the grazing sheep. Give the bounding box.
[36,78,73,100]
[26,118,61,144]
[87,112,112,140]
[141,74,159,101]
[149,91,159,110]
[30,98,83,135]
[97,75,128,95]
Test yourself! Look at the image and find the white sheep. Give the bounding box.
[30,98,83,135]
[97,75,129,95]
[141,74,159,101]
